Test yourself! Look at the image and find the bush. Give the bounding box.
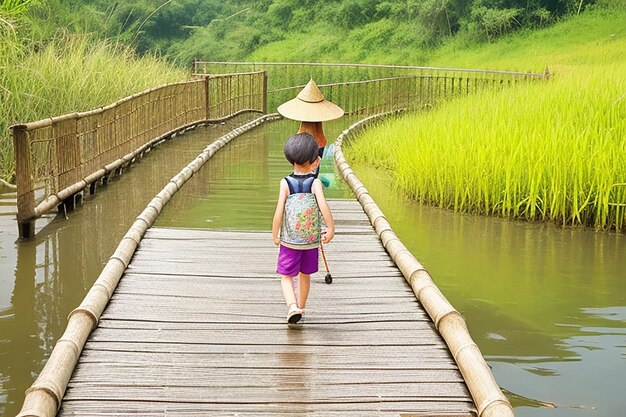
[415,0,467,43]
[470,6,523,40]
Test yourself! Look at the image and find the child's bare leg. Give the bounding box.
[297,273,311,309]
[280,275,298,307]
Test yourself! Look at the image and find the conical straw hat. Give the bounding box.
[277,79,344,122]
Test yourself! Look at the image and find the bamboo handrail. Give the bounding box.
[15,113,281,417]
[333,113,515,417]
[193,60,547,78]
[268,75,424,94]
[13,79,207,132]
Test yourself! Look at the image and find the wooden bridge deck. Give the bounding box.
[60,200,475,416]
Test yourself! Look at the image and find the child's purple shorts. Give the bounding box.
[277,245,319,277]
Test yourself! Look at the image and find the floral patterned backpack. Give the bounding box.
[281,174,321,249]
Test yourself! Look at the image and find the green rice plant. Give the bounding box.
[0,33,187,181]
[348,60,626,230]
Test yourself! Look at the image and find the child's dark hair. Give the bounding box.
[284,133,319,165]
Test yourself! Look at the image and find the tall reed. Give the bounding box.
[348,61,625,230]
[0,34,187,181]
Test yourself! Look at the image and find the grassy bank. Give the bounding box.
[347,7,626,231]
[0,34,187,181]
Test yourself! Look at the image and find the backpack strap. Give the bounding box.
[300,176,315,193]
[285,174,315,194]
[284,176,298,194]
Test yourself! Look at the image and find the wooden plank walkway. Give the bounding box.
[60,200,475,416]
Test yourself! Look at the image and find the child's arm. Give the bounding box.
[312,179,335,244]
[272,179,289,245]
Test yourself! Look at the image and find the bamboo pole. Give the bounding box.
[16,113,281,417]
[193,61,547,79]
[333,112,514,417]
[11,125,36,238]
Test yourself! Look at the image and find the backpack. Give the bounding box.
[281,174,321,248]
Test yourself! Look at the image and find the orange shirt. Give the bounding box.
[297,121,327,148]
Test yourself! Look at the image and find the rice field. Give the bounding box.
[347,23,626,230]
[0,34,187,181]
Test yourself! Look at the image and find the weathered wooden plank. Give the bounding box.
[101,299,428,317]
[99,312,430,325]
[101,299,430,315]
[127,261,397,271]
[143,228,378,241]
[69,367,465,384]
[96,320,435,332]
[77,350,459,369]
[63,383,471,402]
[88,327,446,346]
[81,342,453,357]
[133,247,392,261]
[60,400,473,416]
[121,270,405,280]
[112,274,416,297]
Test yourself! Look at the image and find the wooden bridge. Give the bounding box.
[60,203,474,416]
[12,63,546,417]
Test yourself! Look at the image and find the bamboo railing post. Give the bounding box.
[204,75,211,120]
[262,71,268,113]
[54,115,80,209]
[12,125,36,238]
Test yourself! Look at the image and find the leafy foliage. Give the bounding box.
[12,0,610,65]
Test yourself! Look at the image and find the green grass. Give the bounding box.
[247,20,430,65]
[347,7,626,231]
[0,34,187,181]
[429,5,626,72]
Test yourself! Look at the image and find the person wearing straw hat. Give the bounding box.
[277,79,344,177]
[272,80,342,328]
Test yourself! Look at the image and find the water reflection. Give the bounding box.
[275,330,311,415]
[0,114,259,417]
[156,117,355,229]
[349,163,626,417]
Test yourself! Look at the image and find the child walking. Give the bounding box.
[272,133,335,326]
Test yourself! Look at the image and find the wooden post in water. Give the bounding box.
[262,71,268,113]
[204,75,211,120]
[12,125,36,239]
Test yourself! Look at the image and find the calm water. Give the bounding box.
[349,165,626,416]
[1,115,624,416]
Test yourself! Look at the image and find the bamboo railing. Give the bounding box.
[11,72,267,238]
[334,112,514,417]
[194,61,548,122]
[193,61,548,112]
